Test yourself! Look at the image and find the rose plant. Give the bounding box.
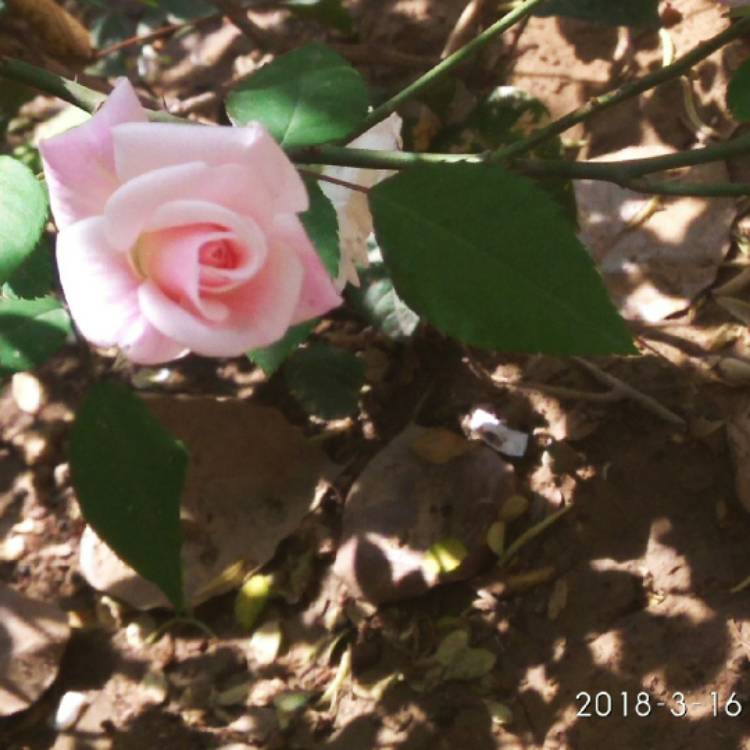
[1,0,749,610]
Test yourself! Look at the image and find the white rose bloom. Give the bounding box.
[321,113,403,289]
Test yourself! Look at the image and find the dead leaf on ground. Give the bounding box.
[334,425,515,604]
[0,582,70,716]
[435,630,497,682]
[576,145,735,323]
[79,397,338,609]
[409,427,471,464]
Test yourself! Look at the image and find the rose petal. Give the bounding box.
[40,79,147,229]
[55,217,144,347]
[321,112,403,287]
[147,200,268,281]
[104,163,275,251]
[139,246,305,356]
[119,316,187,365]
[113,121,308,214]
[137,215,267,323]
[271,216,343,324]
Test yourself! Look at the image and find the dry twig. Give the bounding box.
[95,16,214,59]
[477,565,557,600]
[464,348,686,427]
[297,169,370,194]
[498,506,572,568]
[442,0,491,58]
[208,0,273,48]
[572,357,686,427]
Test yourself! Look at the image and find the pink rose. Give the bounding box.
[40,79,341,364]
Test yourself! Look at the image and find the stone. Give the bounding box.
[0,583,70,716]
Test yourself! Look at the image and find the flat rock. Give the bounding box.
[0,583,70,716]
[79,397,337,609]
[334,425,515,604]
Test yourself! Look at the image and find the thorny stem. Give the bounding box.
[297,168,370,194]
[95,16,214,59]
[5,17,750,199]
[0,57,183,123]
[493,15,750,160]
[293,140,750,197]
[291,145,480,168]
[0,57,106,113]
[350,0,548,139]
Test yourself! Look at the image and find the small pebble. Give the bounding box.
[11,518,43,535]
[11,373,46,414]
[53,691,90,730]
[0,535,26,562]
[53,462,70,489]
[95,595,126,631]
[125,615,156,649]
[248,620,283,666]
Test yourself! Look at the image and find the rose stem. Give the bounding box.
[493,14,750,161]
[4,57,750,197]
[348,0,548,139]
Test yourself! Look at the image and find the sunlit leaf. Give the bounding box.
[0,157,48,284]
[227,43,369,148]
[370,163,636,355]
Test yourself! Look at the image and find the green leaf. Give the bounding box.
[535,0,660,27]
[87,11,138,76]
[0,157,48,284]
[370,164,636,356]
[349,262,420,341]
[0,297,71,374]
[248,321,316,376]
[301,177,340,277]
[248,178,339,375]
[284,343,364,419]
[2,234,56,300]
[433,85,578,227]
[728,58,750,123]
[70,382,188,611]
[0,80,33,137]
[226,43,369,148]
[234,574,273,631]
[282,0,353,32]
